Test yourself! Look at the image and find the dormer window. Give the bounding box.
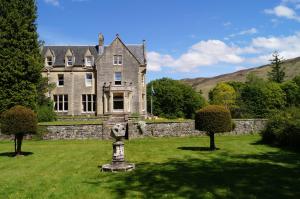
[113,55,122,65]
[85,56,93,67]
[67,56,73,66]
[46,56,53,66]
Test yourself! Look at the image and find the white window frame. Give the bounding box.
[67,56,73,66]
[85,56,93,67]
[46,56,53,66]
[57,74,64,87]
[114,72,122,85]
[53,94,68,112]
[113,55,122,65]
[82,94,96,113]
[85,73,93,87]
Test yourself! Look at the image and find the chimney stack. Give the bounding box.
[98,33,104,55]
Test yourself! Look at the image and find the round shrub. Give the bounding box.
[195,105,232,150]
[195,105,232,133]
[1,105,37,155]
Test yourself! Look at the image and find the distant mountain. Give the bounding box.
[182,56,300,99]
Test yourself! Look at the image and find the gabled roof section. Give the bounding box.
[110,35,145,65]
[41,46,98,66]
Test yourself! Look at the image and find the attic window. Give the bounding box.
[67,56,73,66]
[46,56,53,66]
[85,56,93,66]
[113,55,122,65]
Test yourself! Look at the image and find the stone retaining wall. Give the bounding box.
[0,119,268,140]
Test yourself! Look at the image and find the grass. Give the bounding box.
[38,120,103,126]
[0,135,300,199]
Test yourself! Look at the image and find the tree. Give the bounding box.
[0,0,43,113]
[241,74,286,118]
[195,105,232,150]
[1,106,37,155]
[147,78,206,118]
[209,82,237,110]
[280,80,299,107]
[268,51,285,83]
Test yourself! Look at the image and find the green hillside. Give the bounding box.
[182,57,300,98]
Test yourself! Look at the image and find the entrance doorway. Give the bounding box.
[113,93,124,112]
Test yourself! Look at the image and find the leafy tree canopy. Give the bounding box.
[0,0,43,113]
[147,78,206,119]
[209,82,237,110]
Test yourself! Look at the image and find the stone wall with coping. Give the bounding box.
[0,119,268,140]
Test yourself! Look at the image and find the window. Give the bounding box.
[114,72,122,85]
[53,95,68,112]
[82,94,96,113]
[85,56,93,66]
[113,93,124,111]
[85,73,92,87]
[57,74,64,86]
[67,56,73,66]
[113,55,122,65]
[46,56,53,66]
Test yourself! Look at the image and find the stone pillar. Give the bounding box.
[113,141,124,162]
[103,93,107,114]
[109,92,113,113]
[124,92,128,113]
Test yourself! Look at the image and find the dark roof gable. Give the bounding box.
[42,43,145,66]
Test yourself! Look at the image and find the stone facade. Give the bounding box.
[0,119,268,140]
[41,34,147,117]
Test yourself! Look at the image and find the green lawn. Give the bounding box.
[0,135,299,199]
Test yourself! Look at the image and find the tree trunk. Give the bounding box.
[14,136,17,154]
[15,134,23,155]
[209,132,216,150]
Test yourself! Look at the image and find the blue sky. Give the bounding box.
[37,0,300,81]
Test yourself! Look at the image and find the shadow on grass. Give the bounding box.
[251,140,300,153]
[177,146,220,151]
[0,152,33,157]
[92,151,300,199]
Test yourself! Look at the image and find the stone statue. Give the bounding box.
[101,123,135,172]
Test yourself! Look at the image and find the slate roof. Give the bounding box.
[41,44,145,66]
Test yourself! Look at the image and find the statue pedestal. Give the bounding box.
[101,124,135,172]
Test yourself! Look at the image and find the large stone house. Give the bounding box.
[41,34,147,118]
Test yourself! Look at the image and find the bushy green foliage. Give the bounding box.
[261,107,300,148]
[1,105,37,135]
[147,78,206,119]
[0,0,43,113]
[209,82,237,110]
[280,80,300,107]
[240,74,286,118]
[37,103,57,122]
[195,105,232,133]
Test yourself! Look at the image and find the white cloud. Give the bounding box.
[265,5,300,21]
[147,40,244,72]
[147,32,300,72]
[45,0,59,6]
[235,66,248,71]
[229,28,258,37]
[223,22,232,27]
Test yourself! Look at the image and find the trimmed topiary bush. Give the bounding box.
[195,105,232,150]
[1,105,37,155]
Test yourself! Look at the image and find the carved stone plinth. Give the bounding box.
[101,123,135,172]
